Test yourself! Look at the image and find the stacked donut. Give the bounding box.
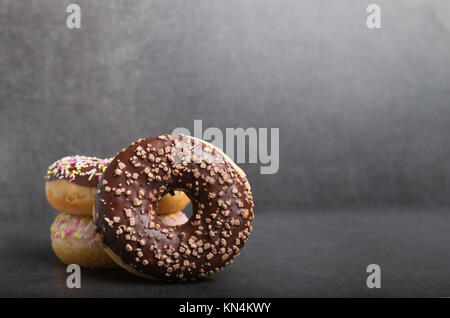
[45,155,190,268]
[44,134,254,280]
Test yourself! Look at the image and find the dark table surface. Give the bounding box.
[1,206,450,297]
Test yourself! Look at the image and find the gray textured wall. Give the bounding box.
[1,0,450,220]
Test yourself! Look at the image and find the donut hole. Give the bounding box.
[156,190,192,226]
[181,200,193,220]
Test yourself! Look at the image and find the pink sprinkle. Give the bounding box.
[69,177,75,182]
[65,227,76,236]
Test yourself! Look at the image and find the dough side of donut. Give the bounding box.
[157,191,190,215]
[52,240,117,268]
[50,213,117,268]
[46,180,97,216]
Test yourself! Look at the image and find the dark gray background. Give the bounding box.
[1,0,450,297]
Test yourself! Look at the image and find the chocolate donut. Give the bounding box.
[45,156,112,216]
[94,134,254,281]
[45,155,111,187]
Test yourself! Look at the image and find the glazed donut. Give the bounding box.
[50,211,188,268]
[45,155,190,216]
[94,134,254,281]
[159,211,189,227]
[50,213,117,268]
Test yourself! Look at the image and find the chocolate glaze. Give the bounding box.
[45,156,111,187]
[94,134,254,281]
